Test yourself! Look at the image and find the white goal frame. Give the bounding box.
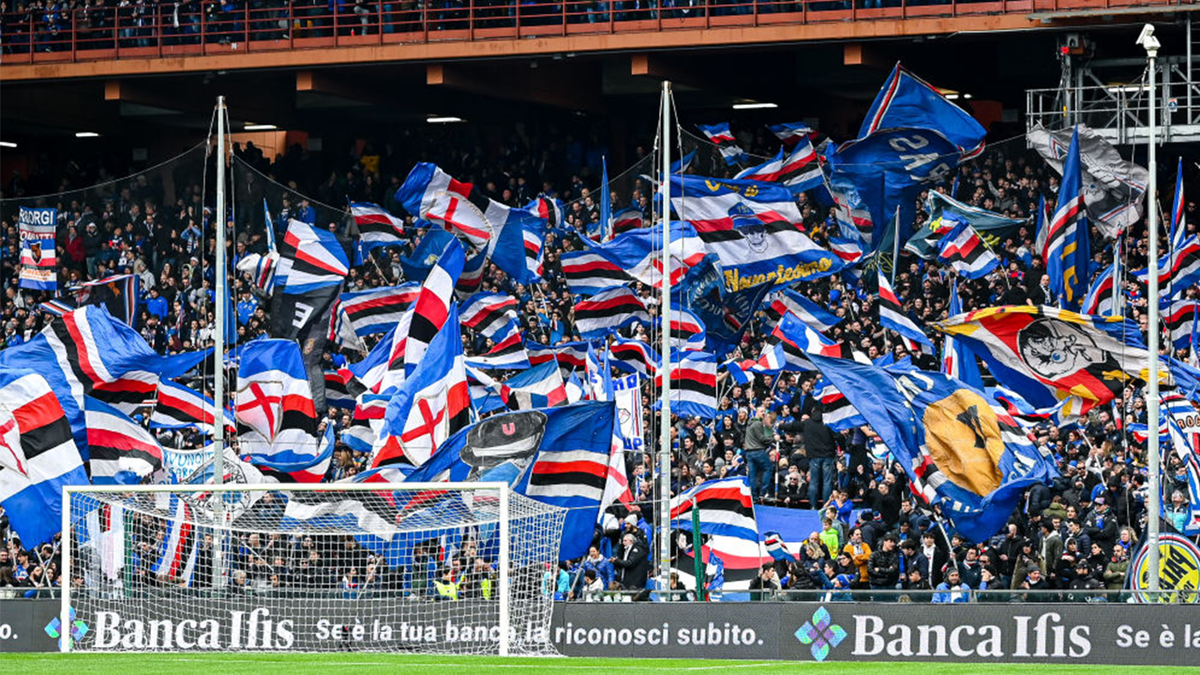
[61,482,514,655]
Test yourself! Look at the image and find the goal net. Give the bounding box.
[61,483,566,655]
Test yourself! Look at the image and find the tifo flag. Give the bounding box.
[580,222,707,289]
[1028,123,1149,239]
[39,274,138,326]
[324,370,355,411]
[734,140,824,194]
[815,378,867,431]
[1082,255,1118,317]
[0,305,204,458]
[767,313,854,372]
[562,250,632,296]
[1172,157,1188,251]
[527,341,590,374]
[1041,126,1091,311]
[18,206,57,291]
[329,283,420,349]
[250,423,335,483]
[670,476,758,541]
[396,162,540,283]
[574,286,649,339]
[150,379,234,435]
[680,257,772,359]
[656,351,718,419]
[235,339,318,451]
[696,122,748,166]
[1134,235,1200,300]
[809,355,1057,543]
[1165,301,1200,351]
[350,201,408,262]
[84,397,164,485]
[0,369,88,545]
[764,288,842,334]
[907,190,1024,260]
[609,337,660,377]
[934,306,1165,412]
[459,292,521,342]
[660,307,707,352]
[469,360,568,411]
[612,207,644,237]
[878,275,934,348]
[404,402,615,560]
[373,304,470,468]
[937,220,999,279]
[859,63,986,159]
[670,175,842,291]
[766,121,813,149]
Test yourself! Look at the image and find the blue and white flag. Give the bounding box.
[18,206,57,291]
[859,63,986,159]
[941,279,983,390]
[907,190,1025,260]
[696,123,748,166]
[1042,126,1091,312]
[809,355,1057,542]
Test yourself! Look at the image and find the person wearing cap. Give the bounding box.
[1066,560,1103,602]
[1019,566,1050,601]
[1084,496,1117,555]
[932,567,970,604]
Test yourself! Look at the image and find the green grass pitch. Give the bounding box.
[6,654,1200,674]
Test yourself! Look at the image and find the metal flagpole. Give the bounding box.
[1138,23,1162,593]
[658,80,673,596]
[213,95,228,589]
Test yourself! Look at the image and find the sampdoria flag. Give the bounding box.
[468,360,567,411]
[670,175,842,291]
[734,139,824,194]
[84,396,164,485]
[149,379,235,436]
[40,274,138,326]
[579,221,708,289]
[562,250,631,297]
[574,286,650,339]
[372,304,470,468]
[937,220,999,279]
[878,274,934,348]
[670,476,758,541]
[859,63,987,159]
[0,369,88,545]
[809,354,1056,542]
[907,190,1025,260]
[941,279,983,391]
[697,122,748,166]
[235,339,318,457]
[329,283,420,349]
[764,288,842,334]
[1172,157,1188,251]
[934,305,1164,413]
[350,201,408,262]
[459,292,521,342]
[609,337,660,377]
[655,351,718,419]
[1041,127,1091,311]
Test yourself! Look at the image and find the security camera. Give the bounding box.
[1136,23,1160,55]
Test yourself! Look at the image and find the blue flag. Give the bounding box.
[598,156,612,242]
[906,190,1025,260]
[809,355,1057,542]
[942,279,983,390]
[680,257,771,358]
[860,64,987,159]
[1045,127,1091,311]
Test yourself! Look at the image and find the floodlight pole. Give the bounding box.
[1140,25,1163,594]
[213,95,228,589]
[658,80,673,596]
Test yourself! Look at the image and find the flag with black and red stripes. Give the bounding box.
[669,476,758,541]
[85,396,164,485]
[574,286,649,339]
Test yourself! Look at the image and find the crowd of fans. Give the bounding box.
[1,114,1198,601]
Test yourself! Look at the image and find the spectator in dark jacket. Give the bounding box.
[867,536,900,599]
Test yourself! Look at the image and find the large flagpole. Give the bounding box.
[658,81,673,595]
[213,96,228,588]
[1138,23,1162,593]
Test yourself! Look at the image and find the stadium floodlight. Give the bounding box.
[61,482,566,656]
[731,102,777,110]
[244,124,278,131]
[75,132,100,138]
[0,141,15,148]
[427,116,465,124]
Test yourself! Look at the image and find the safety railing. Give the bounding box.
[0,0,1184,67]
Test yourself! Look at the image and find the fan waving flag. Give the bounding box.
[84,397,164,485]
[937,220,999,279]
[696,122,748,166]
[0,369,88,545]
[610,337,660,377]
[612,208,644,237]
[764,288,842,334]
[574,286,649,339]
[39,274,138,326]
[18,207,57,291]
[809,355,1057,542]
[578,221,707,289]
[1042,127,1091,311]
[1165,301,1200,351]
[670,175,842,291]
[934,306,1165,412]
[561,250,632,296]
[656,351,718,419]
[1082,254,1118,317]
[660,307,707,351]
[459,292,520,342]
[942,279,984,390]
[878,275,934,348]
[907,190,1025,260]
[468,360,568,411]
[670,476,758,541]
[373,304,470,468]
[329,283,420,348]
[1134,235,1200,300]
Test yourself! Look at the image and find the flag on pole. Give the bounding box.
[85,397,164,485]
[1041,127,1091,311]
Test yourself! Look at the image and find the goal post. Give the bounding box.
[60,482,565,655]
